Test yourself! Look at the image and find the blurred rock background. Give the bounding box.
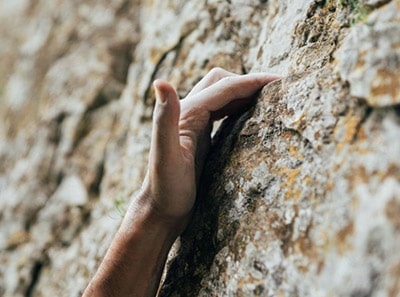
[0,0,399,296]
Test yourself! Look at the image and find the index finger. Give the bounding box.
[185,73,280,112]
[186,67,238,97]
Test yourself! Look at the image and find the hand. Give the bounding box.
[135,67,280,234]
[84,68,279,297]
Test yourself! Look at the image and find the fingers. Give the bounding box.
[150,79,181,166]
[186,72,280,113]
[186,67,238,97]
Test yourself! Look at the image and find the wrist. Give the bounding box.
[122,191,191,241]
[84,192,186,297]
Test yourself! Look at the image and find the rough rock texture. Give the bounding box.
[0,0,399,296]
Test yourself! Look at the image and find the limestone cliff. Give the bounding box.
[0,0,399,296]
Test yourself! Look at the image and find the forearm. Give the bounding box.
[83,196,182,297]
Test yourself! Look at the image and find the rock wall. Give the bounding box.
[0,0,399,296]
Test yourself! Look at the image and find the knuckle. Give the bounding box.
[220,76,239,86]
[209,67,224,75]
[208,67,230,81]
[252,77,268,89]
[248,77,262,88]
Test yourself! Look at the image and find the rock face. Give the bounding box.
[0,0,399,296]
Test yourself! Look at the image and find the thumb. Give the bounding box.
[150,79,181,166]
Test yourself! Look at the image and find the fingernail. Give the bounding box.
[153,80,166,103]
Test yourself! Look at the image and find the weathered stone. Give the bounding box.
[337,1,400,107]
[0,0,399,296]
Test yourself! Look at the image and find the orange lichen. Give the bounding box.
[378,163,400,182]
[281,131,295,139]
[279,168,302,201]
[356,146,370,155]
[343,117,361,144]
[287,168,300,181]
[385,197,400,229]
[150,47,162,63]
[304,175,312,186]
[294,237,318,260]
[289,144,305,160]
[354,49,368,71]
[335,113,363,151]
[285,188,302,201]
[370,69,400,105]
[355,125,367,142]
[347,165,369,191]
[336,222,354,254]
[6,230,30,250]
[325,180,333,191]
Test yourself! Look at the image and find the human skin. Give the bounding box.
[83,68,280,297]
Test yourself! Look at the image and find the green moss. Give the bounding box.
[339,0,374,25]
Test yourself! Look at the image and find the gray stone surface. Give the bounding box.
[0,0,399,296]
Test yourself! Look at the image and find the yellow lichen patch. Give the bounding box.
[391,42,400,51]
[385,197,400,229]
[370,69,400,106]
[279,167,303,201]
[274,290,283,297]
[287,168,300,181]
[294,237,319,261]
[355,125,367,142]
[354,49,368,71]
[325,180,333,191]
[347,165,369,191]
[285,187,302,201]
[289,143,305,161]
[149,44,177,64]
[356,146,370,155]
[6,230,30,250]
[342,117,360,144]
[281,131,295,140]
[378,163,400,182]
[336,222,354,254]
[150,47,162,64]
[335,112,363,151]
